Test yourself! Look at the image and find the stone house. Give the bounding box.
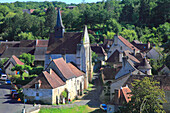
[110,75,170,112]
[107,86,132,113]
[146,47,163,60]
[3,55,24,75]
[23,58,85,104]
[158,65,170,75]
[45,8,92,88]
[107,35,140,59]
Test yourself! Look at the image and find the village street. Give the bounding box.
[0,82,32,113]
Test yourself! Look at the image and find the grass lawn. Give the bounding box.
[39,105,104,113]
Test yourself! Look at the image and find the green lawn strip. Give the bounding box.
[39,105,89,113]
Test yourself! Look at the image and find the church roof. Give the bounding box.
[55,8,64,28]
[46,32,83,54]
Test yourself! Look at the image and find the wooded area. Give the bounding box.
[0,0,169,57]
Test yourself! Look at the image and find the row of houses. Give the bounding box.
[97,34,170,112]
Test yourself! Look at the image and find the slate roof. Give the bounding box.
[106,50,120,63]
[123,75,170,91]
[67,63,85,77]
[91,44,107,56]
[102,39,114,50]
[53,58,76,79]
[131,41,151,53]
[46,32,83,54]
[118,36,139,51]
[0,47,35,58]
[23,69,65,89]
[0,41,20,54]
[102,67,121,80]
[136,58,152,69]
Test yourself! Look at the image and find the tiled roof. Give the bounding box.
[43,69,65,88]
[12,55,24,65]
[123,75,170,91]
[23,69,65,89]
[53,58,76,79]
[67,63,85,77]
[118,36,139,51]
[91,45,107,56]
[46,32,83,54]
[36,40,48,47]
[121,87,132,103]
[124,51,140,63]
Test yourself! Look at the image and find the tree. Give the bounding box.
[11,64,32,76]
[0,58,8,72]
[106,19,122,34]
[120,29,138,42]
[118,77,166,113]
[45,6,57,33]
[103,31,115,39]
[14,32,35,40]
[19,53,35,66]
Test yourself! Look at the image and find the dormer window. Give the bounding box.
[35,80,41,89]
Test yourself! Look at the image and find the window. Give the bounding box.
[36,93,39,97]
[120,46,122,50]
[35,84,40,89]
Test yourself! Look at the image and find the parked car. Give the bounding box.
[100,104,107,111]
[0,74,7,80]
[12,92,18,99]
[11,89,17,96]
[5,79,11,85]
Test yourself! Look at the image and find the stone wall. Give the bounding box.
[23,88,53,104]
[163,91,170,112]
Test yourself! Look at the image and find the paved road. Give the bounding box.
[82,73,103,108]
[0,82,32,113]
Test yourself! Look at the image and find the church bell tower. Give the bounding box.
[54,8,65,38]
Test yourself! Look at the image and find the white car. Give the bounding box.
[0,74,7,80]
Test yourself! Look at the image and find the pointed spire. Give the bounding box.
[54,8,65,38]
[56,8,64,28]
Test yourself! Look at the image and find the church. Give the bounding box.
[44,8,93,89]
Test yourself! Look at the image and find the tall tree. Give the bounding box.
[118,77,166,113]
[45,6,57,33]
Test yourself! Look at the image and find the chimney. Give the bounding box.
[49,68,52,74]
[114,35,118,46]
[122,56,128,68]
[133,49,136,56]
[36,39,38,46]
[114,89,120,105]
[148,42,150,49]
